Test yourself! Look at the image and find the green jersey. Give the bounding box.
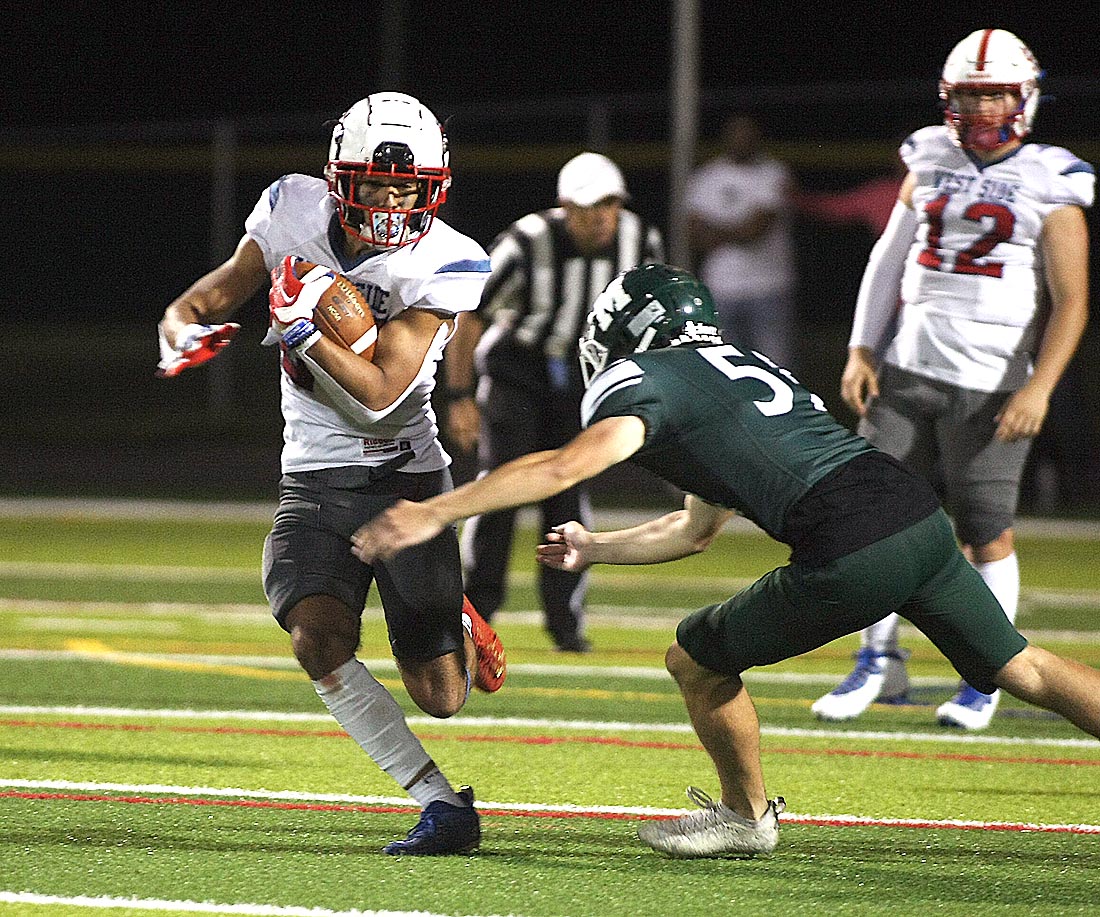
[581,344,874,542]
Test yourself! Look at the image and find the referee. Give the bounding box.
[443,152,665,652]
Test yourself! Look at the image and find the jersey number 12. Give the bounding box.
[917,193,1014,277]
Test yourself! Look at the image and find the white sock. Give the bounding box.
[406,765,465,808]
[313,657,458,801]
[860,613,900,655]
[973,552,1019,625]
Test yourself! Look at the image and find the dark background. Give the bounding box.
[3,4,1098,512]
[6,4,1095,127]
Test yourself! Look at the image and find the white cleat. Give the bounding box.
[811,648,909,721]
[638,787,785,858]
[936,683,1000,730]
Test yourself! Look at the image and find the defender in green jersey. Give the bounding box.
[353,264,1100,859]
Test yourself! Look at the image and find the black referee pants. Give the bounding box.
[460,376,590,649]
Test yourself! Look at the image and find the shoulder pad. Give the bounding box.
[1022,145,1095,208]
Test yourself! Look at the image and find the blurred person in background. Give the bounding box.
[156,92,507,855]
[443,152,664,653]
[684,113,798,372]
[811,29,1093,730]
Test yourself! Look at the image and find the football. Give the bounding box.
[294,260,377,359]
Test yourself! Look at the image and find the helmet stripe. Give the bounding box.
[975,28,994,71]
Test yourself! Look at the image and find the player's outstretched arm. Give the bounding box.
[157,235,268,377]
[352,415,646,562]
[537,522,594,573]
[539,495,733,570]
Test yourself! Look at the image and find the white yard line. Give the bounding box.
[3,777,1098,831]
[0,561,259,582]
[0,892,508,917]
[2,703,1098,749]
[3,594,1098,647]
[2,587,1098,619]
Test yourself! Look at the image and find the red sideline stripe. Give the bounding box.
[4,790,1099,834]
[0,791,630,821]
[786,815,1100,835]
[3,718,1098,768]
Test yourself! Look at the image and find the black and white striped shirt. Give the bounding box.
[475,207,664,394]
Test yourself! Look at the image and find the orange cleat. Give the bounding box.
[462,595,506,692]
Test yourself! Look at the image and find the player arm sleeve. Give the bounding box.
[848,199,918,353]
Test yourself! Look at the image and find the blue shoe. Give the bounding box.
[811,648,909,721]
[937,683,1000,730]
[383,786,480,855]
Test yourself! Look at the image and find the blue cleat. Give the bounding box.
[811,647,909,721]
[383,786,480,855]
[936,682,1000,730]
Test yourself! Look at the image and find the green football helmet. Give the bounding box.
[579,263,722,386]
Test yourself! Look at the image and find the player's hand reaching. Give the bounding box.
[995,381,1049,442]
[156,322,240,378]
[536,522,594,573]
[351,499,447,563]
[839,346,880,417]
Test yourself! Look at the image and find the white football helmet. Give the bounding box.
[939,29,1041,152]
[324,92,451,248]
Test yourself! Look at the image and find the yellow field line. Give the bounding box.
[53,640,901,711]
[60,639,681,701]
[64,639,307,682]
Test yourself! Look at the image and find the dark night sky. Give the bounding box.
[8,2,1089,130]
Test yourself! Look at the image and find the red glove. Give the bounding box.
[156,322,240,378]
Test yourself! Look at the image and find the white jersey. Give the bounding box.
[244,174,491,473]
[887,126,1094,391]
[683,155,795,301]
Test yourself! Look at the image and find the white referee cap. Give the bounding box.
[557,152,628,206]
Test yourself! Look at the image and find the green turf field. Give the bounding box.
[1,503,1098,916]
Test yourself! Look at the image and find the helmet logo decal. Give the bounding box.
[589,276,631,331]
[626,300,666,337]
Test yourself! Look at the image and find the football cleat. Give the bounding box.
[383,785,480,855]
[811,648,910,721]
[462,596,506,693]
[638,787,785,858]
[553,636,593,654]
[936,683,1000,730]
